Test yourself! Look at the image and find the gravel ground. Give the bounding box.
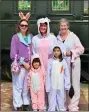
[0,82,89,111]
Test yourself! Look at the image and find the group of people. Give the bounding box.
[10,12,84,111]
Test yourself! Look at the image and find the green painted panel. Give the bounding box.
[1,23,15,49]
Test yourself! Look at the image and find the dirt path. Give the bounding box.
[1,82,89,111]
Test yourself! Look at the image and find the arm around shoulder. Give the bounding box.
[71,34,84,58]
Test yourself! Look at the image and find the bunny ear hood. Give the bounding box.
[31,54,40,64]
[19,11,31,21]
[37,17,51,35]
[31,54,41,71]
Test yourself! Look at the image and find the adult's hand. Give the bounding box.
[23,62,31,70]
[66,50,72,56]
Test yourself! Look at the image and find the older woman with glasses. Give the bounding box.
[57,18,84,111]
[10,12,33,111]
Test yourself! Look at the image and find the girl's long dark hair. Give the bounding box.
[16,19,30,36]
[53,46,63,61]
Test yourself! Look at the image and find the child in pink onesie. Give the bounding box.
[27,54,45,111]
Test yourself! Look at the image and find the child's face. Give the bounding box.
[53,48,61,59]
[33,62,40,69]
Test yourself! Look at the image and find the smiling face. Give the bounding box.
[59,21,69,34]
[32,62,40,69]
[39,23,47,34]
[19,20,28,34]
[53,47,61,59]
[32,58,41,69]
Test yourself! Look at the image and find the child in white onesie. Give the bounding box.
[46,45,70,111]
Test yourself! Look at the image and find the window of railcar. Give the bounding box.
[84,1,88,16]
[18,0,31,11]
[48,0,73,19]
[52,0,70,11]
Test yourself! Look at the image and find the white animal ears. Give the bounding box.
[37,17,51,26]
[19,12,31,21]
[37,17,51,35]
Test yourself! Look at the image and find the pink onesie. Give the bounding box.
[27,55,45,110]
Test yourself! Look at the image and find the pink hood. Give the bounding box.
[31,54,42,72]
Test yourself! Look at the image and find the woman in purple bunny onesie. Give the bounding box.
[10,12,33,111]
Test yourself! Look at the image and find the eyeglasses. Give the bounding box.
[20,24,28,28]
